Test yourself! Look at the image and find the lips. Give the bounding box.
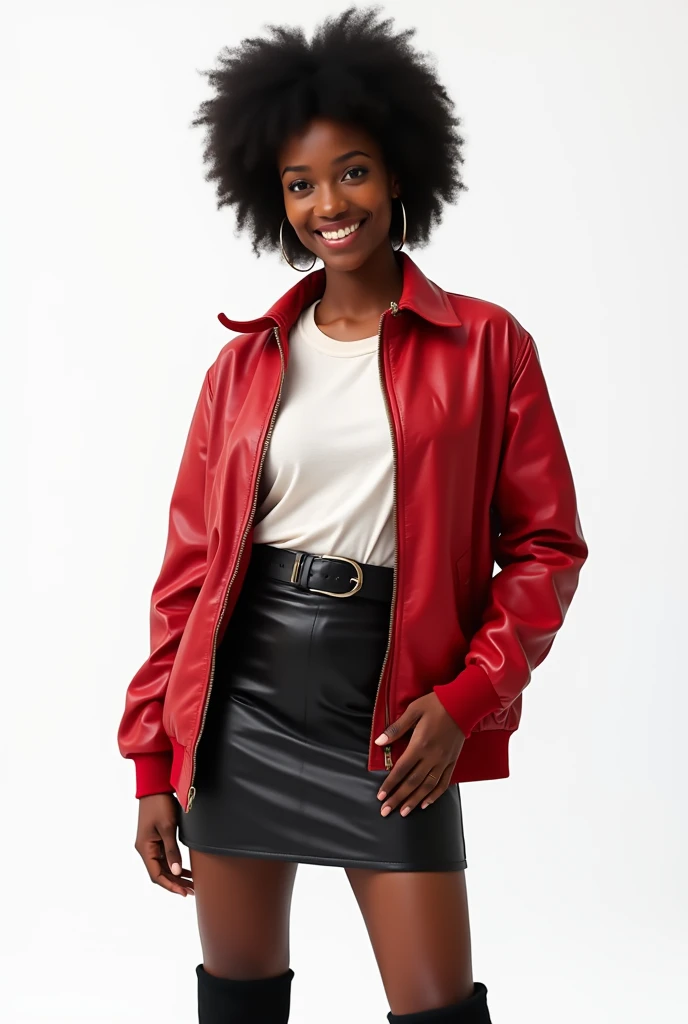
[315,216,367,247]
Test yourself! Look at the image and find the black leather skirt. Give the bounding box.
[176,543,467,871]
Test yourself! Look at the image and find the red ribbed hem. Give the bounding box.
[433,663,503,738]
[450,728,513,783]
[132,752,174,799]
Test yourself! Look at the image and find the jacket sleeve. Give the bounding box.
[117,366,214,797]
[433,332,589,737]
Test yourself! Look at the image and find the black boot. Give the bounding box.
[196,963,294,1023]
[387,981,491,1023]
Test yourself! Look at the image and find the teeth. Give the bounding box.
[321,220,361,240]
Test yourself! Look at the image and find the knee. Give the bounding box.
[201,951,291,981]
[387,980,490,1022]
[388,976,475,1017]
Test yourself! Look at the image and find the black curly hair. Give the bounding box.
[190,5,468,265]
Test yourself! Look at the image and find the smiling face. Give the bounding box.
[278,117,400,271]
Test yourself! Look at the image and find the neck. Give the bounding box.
[316,244,403,326]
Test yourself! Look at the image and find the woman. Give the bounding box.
[117,7,588,1023]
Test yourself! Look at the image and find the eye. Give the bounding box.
[287,179,310,193]
[342,166,368,181]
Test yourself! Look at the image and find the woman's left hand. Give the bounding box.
[373,692,465,816]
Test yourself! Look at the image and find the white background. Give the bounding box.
[6,0,687,1020]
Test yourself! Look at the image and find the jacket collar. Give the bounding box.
[217,250,462,335]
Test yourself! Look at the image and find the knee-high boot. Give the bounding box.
[387,981,491,1023]
[196,963,294,1024]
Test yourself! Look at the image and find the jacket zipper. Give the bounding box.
[187,325,286,811]
[370,298,401,772]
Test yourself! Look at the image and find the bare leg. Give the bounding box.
[191,849,298,979]
[345,866,473,1016]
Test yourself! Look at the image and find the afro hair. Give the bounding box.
[190,5,468,266]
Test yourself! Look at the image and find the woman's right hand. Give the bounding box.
[135,793,194,897]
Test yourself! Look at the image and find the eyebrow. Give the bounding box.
[280,150,372,178]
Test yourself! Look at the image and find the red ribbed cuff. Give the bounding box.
[433,663,503,738]
[132,752,175,799]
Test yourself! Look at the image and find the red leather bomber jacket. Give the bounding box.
[117,250,588,813]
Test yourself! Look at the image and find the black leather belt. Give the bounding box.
[249,543,394,602]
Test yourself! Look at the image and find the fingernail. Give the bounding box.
[381,806,391,816]
[377,791,387,800]
[171,863,182,875]
[421,801,429,809]
[374,734,388,745]
[401,806,410,816]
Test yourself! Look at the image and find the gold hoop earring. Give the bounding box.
[392,197,407,252]
[280,217,316,271]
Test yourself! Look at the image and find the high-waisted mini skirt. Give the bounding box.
[176,542,467,871]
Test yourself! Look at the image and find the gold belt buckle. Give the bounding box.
[308,553,364,598]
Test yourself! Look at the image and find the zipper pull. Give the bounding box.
[187,785,196,810]
[389,300,400,316]
[384,745,393,769]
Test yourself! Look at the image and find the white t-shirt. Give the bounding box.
[252,299,395,568]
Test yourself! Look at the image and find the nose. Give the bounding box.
[313,182,348,220]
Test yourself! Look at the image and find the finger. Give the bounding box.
[421,762,454,809]
[154,872,193,896]
[393,768,442,816]
[376,749,423,803]
[158,824,185,877]
[154,859,195,894]
[376,703,422,746]
[140,842,191,897]
[160,872,195,896]
[153,853,194,883]
[153,865,193,896]
[380,760,438,815]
